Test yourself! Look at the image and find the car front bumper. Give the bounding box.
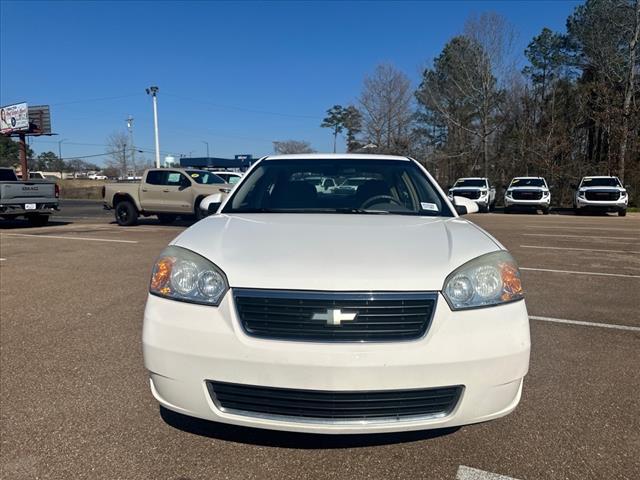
[504,196,550,208]
[575,196,627,210]
[143,292,530,434]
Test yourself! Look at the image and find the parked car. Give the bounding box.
[447,177,496,213]
[0,167,59,226]
[211,171,243,185]
[504,177,551,214]
[143,154,530,434]
[88,173,108,180]
[301,175,338,193]
[573,176,628,216]
[103,168,229,226]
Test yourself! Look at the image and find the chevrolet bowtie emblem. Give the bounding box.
[312,309,358,326]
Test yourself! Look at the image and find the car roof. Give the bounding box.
[512,176,545,180]
[263,153,410,161]
[582,176,618,179]
[455,177,487,180]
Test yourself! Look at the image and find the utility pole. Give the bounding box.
[146,86,161,168]
[202,141,210,158]
[18,133,28,179]
[126,115,137,174]
[57,138,67,176]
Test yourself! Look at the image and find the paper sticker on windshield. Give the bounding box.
[421,202,439,212]
[190,173,200,178]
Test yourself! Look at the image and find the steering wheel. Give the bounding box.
[360,195,404,209]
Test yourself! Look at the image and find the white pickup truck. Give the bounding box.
[573,176,628,216]
[0,167,59,226]
[447,177,496,213]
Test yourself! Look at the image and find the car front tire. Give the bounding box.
[618,208,627,217]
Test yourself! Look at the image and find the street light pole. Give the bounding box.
[202,141,209,158]
[146,86,161,168]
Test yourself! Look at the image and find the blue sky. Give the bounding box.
[1,0,580,165]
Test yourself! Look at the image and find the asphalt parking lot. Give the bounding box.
[1,202,639,480]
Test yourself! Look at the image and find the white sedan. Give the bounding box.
[143,154,530,434]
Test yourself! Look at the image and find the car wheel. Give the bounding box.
[157,214,177,224]
[542,207,550,215]
[504,206,512,214]
[618,209,627,217]
[479,205,489,213]
[27,214,49,227]
[115,200,138,226]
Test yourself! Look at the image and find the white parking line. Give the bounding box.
[526,225,640,232]
[530,315,640,332]
[457,465,520,480]
[521,267,640,279]
[523,233,637,241]
[0,258,6,261]
[1,233,138,244]
[520,245,637,254]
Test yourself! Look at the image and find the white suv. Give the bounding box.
[143,154,530,434]
[504,177,551,214]
[573,176,628,216]
[448,177,496,213]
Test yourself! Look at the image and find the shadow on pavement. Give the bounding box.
[159,406,460,448]
[0,219,72,229]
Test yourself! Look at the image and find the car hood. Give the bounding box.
[172,214,502,291]
[580,186,624,191]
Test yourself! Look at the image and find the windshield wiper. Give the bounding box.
[334,208,391,215]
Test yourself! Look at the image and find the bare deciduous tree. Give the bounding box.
[105,131,129,177]
[273,140,316,155]
[358,64,414,155]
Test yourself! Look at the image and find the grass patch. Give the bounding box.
[58,179,107,200]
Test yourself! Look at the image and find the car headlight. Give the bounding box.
[578,190,586,197]
[443,251,524,310]
[620,191,627,198]
[542,190,549,197]
[506,189,513,197]
[150,245,228,305]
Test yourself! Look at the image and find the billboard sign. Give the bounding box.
[28,105,52,134]
[0,102,29,134]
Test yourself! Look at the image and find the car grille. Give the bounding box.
[453,190,480,200]
[207,381,463,421]
[234,289,437,342]
[512,190,543,200]
[585,190,620,201]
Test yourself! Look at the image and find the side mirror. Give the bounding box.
[453,195,479,215]
[200,193,223,216]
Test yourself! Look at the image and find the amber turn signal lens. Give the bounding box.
[151,256,175,294]
[500,262,523,301]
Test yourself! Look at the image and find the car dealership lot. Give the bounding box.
[1,209,638,480]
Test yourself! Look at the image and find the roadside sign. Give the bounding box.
[28,105,52,134]
[0,102,29,134]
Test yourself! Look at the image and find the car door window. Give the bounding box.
[166,172,186,187]
[146,171,167,185]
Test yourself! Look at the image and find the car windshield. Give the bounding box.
[511,178,545,187]
[454,179,486,187]
[581,177,621,187]
[186,170,225,184]
[222,159,453,216]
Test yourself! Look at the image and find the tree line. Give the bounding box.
[316,0,639,206]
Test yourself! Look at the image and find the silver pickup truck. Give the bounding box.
[0,167,59,226]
